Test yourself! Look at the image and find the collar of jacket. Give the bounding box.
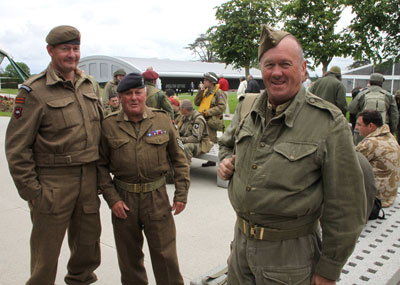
[251,86,306,128]
[116,106,152,122]
[366,124,391,138]
[45,64,85,86]
[145,81,156,87]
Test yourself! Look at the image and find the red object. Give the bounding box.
[218,77,229,91]
[142,70,159,80]
[168,97,179,107]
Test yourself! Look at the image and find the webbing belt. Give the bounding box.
[114,176,166,193]
[237,215,319,241]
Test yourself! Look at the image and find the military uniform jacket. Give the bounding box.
[349,85,399,133]
[194,86,227,117]
[145,82,174,120]
[6,65,102,201]
[103,78,118,106]
[97,107,190,208]
[103,104,122,117]
[219,87,366,280]
[309,73,347,116]
[178,110,208,144]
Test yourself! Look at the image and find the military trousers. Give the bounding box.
[228,221,321,285]
[183,142,201,162]
[112,184,183,285]
[207,126,218,143]
[28,162,101,285]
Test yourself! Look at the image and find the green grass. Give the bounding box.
[0,88,18,95]
[0,112,11,117]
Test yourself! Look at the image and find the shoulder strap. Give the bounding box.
[240,93,259,120]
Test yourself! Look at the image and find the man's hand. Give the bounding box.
[311,273,336,285]
[218,155,236,181]
[172,202,186,215]
[111,200,130,219]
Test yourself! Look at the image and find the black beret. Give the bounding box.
[117,73,145,93]
[46,25,81,45]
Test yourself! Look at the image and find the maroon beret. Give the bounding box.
[142,70,159,80]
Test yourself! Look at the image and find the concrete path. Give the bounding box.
[0,116,235,284]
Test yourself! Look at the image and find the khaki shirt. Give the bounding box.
[97,107,190,208]
[178,110,208,144]
[103,104,122,117]
[103,78,118,106]
[219,87,366,280]
[6,65,102,201]
[194,85,227,117]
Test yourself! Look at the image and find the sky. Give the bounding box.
[0,0,353,77]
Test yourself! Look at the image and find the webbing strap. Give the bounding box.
[114,176,165,193]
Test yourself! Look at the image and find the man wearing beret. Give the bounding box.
[194,71,227,167]
[97,73,190,284]
[349,72,399,145]
[103,68,126,107]
[218,25,366,284]
[6,25,102,284]
[309,66,348,116]
[142,69,174,120]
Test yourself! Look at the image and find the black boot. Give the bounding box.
[202,161,216,167]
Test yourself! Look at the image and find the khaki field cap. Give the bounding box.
[258,25,290,60]
[203,72,218,84]
[370,73,385,83]
[329,66,341,75]
[46,25,81,45]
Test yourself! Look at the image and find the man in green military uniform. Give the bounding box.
[218,25,366,284]
[97,73,190,285]
[195,72,227,167]
[309,65,347,116]
[349,73,399,145]
[142,69,174,120]
[103,68,126,107]
[103,93,122,116]
[6,25,102,285]
[176,99,213,162]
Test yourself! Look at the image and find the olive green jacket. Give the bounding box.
[178,110,208,144]
[145,82,174,120]
[309,73,347,116]
[219,87,366,281]
[103,78,118,106]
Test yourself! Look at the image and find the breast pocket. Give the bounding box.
[46,97,80,129]
[82,92,101,122]
[108,138,131,165]
[144,134,169,167]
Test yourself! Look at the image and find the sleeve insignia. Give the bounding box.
[177,138,184,150]
[19,85,32,93]
[14,107,22,119]
[194,123,199,129]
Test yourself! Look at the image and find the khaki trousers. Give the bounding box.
[28,163,101,285]
[112,185,183,285]
[228,221,321,285]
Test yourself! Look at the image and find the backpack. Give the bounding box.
[363,91,387,123]
[368,198,385,220]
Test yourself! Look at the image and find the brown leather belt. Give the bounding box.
[114,176,166,193]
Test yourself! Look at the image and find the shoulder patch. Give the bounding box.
[19,85,32,93]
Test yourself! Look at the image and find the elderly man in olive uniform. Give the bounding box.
[195,72,227,167]
[5,25,102,285]
[176,99,212,162]
[309,66,347,116]
[218,26,366,284]
[97,73,190,285]
[103,68,126,106]
[142,69,174,120]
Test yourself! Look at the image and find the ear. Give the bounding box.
[46,45,54,57]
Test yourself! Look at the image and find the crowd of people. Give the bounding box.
[5,24,400,285]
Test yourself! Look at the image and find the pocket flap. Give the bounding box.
[83,203,100,214]
[82,92,99,101]
[274,142,318,161]
[109,138,130,149]
[144,134,169,145]
[46,97,74,108]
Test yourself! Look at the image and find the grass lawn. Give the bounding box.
[0,88,18,95]
[0,112,11,117]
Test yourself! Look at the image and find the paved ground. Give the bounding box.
[0,116,235,284]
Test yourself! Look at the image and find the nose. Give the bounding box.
[271,65,283,77]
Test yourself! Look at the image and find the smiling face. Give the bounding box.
[119,87,147,121]
[260,37,306,106]
[47,44,80,77]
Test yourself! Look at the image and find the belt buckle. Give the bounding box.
[143,184,148,192]
[250,226,256,238]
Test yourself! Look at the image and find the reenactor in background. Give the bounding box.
[309,66,347,116]
[349,73,399,145]
[395,89,400,144]
[218,25,366,284]
[166,88,180,120]
[97,73,190,285]
[5,25,102,285]
[245,74,261,94]
[176,99,213,162]
[194,72,227,167]
[237,76,247,100]
[142,69,174,120]
[103,93,122,116]
[103,68,126,107]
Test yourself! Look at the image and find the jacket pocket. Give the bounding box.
[82,92,101,122]
[273,142,318,162]
[108,138,130,164]
[46,96,80,129]
[143,134,169,167]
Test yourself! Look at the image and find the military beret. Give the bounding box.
[46,25,81,45]
[142,70,159,80]
[258,25,290,61]
[203,72,218,84]
[113,68,126,77]
[370,73,385,83]
[329,66,341,75]
[117,73,145,93]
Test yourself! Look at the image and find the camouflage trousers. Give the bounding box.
[228,221,321,285]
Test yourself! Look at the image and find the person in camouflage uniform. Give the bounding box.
[103,68,126,107]
[355,109,400,208]
[103,93,121,116]
[395,89,400,144]
[142,69,174,120]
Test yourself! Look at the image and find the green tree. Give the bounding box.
[347,0,400,63]
[186,34,220,62]
[280,0,352,74]
[208,0,277,77]
[5,62,31,78]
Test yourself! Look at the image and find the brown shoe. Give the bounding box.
[202,161,216,167]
